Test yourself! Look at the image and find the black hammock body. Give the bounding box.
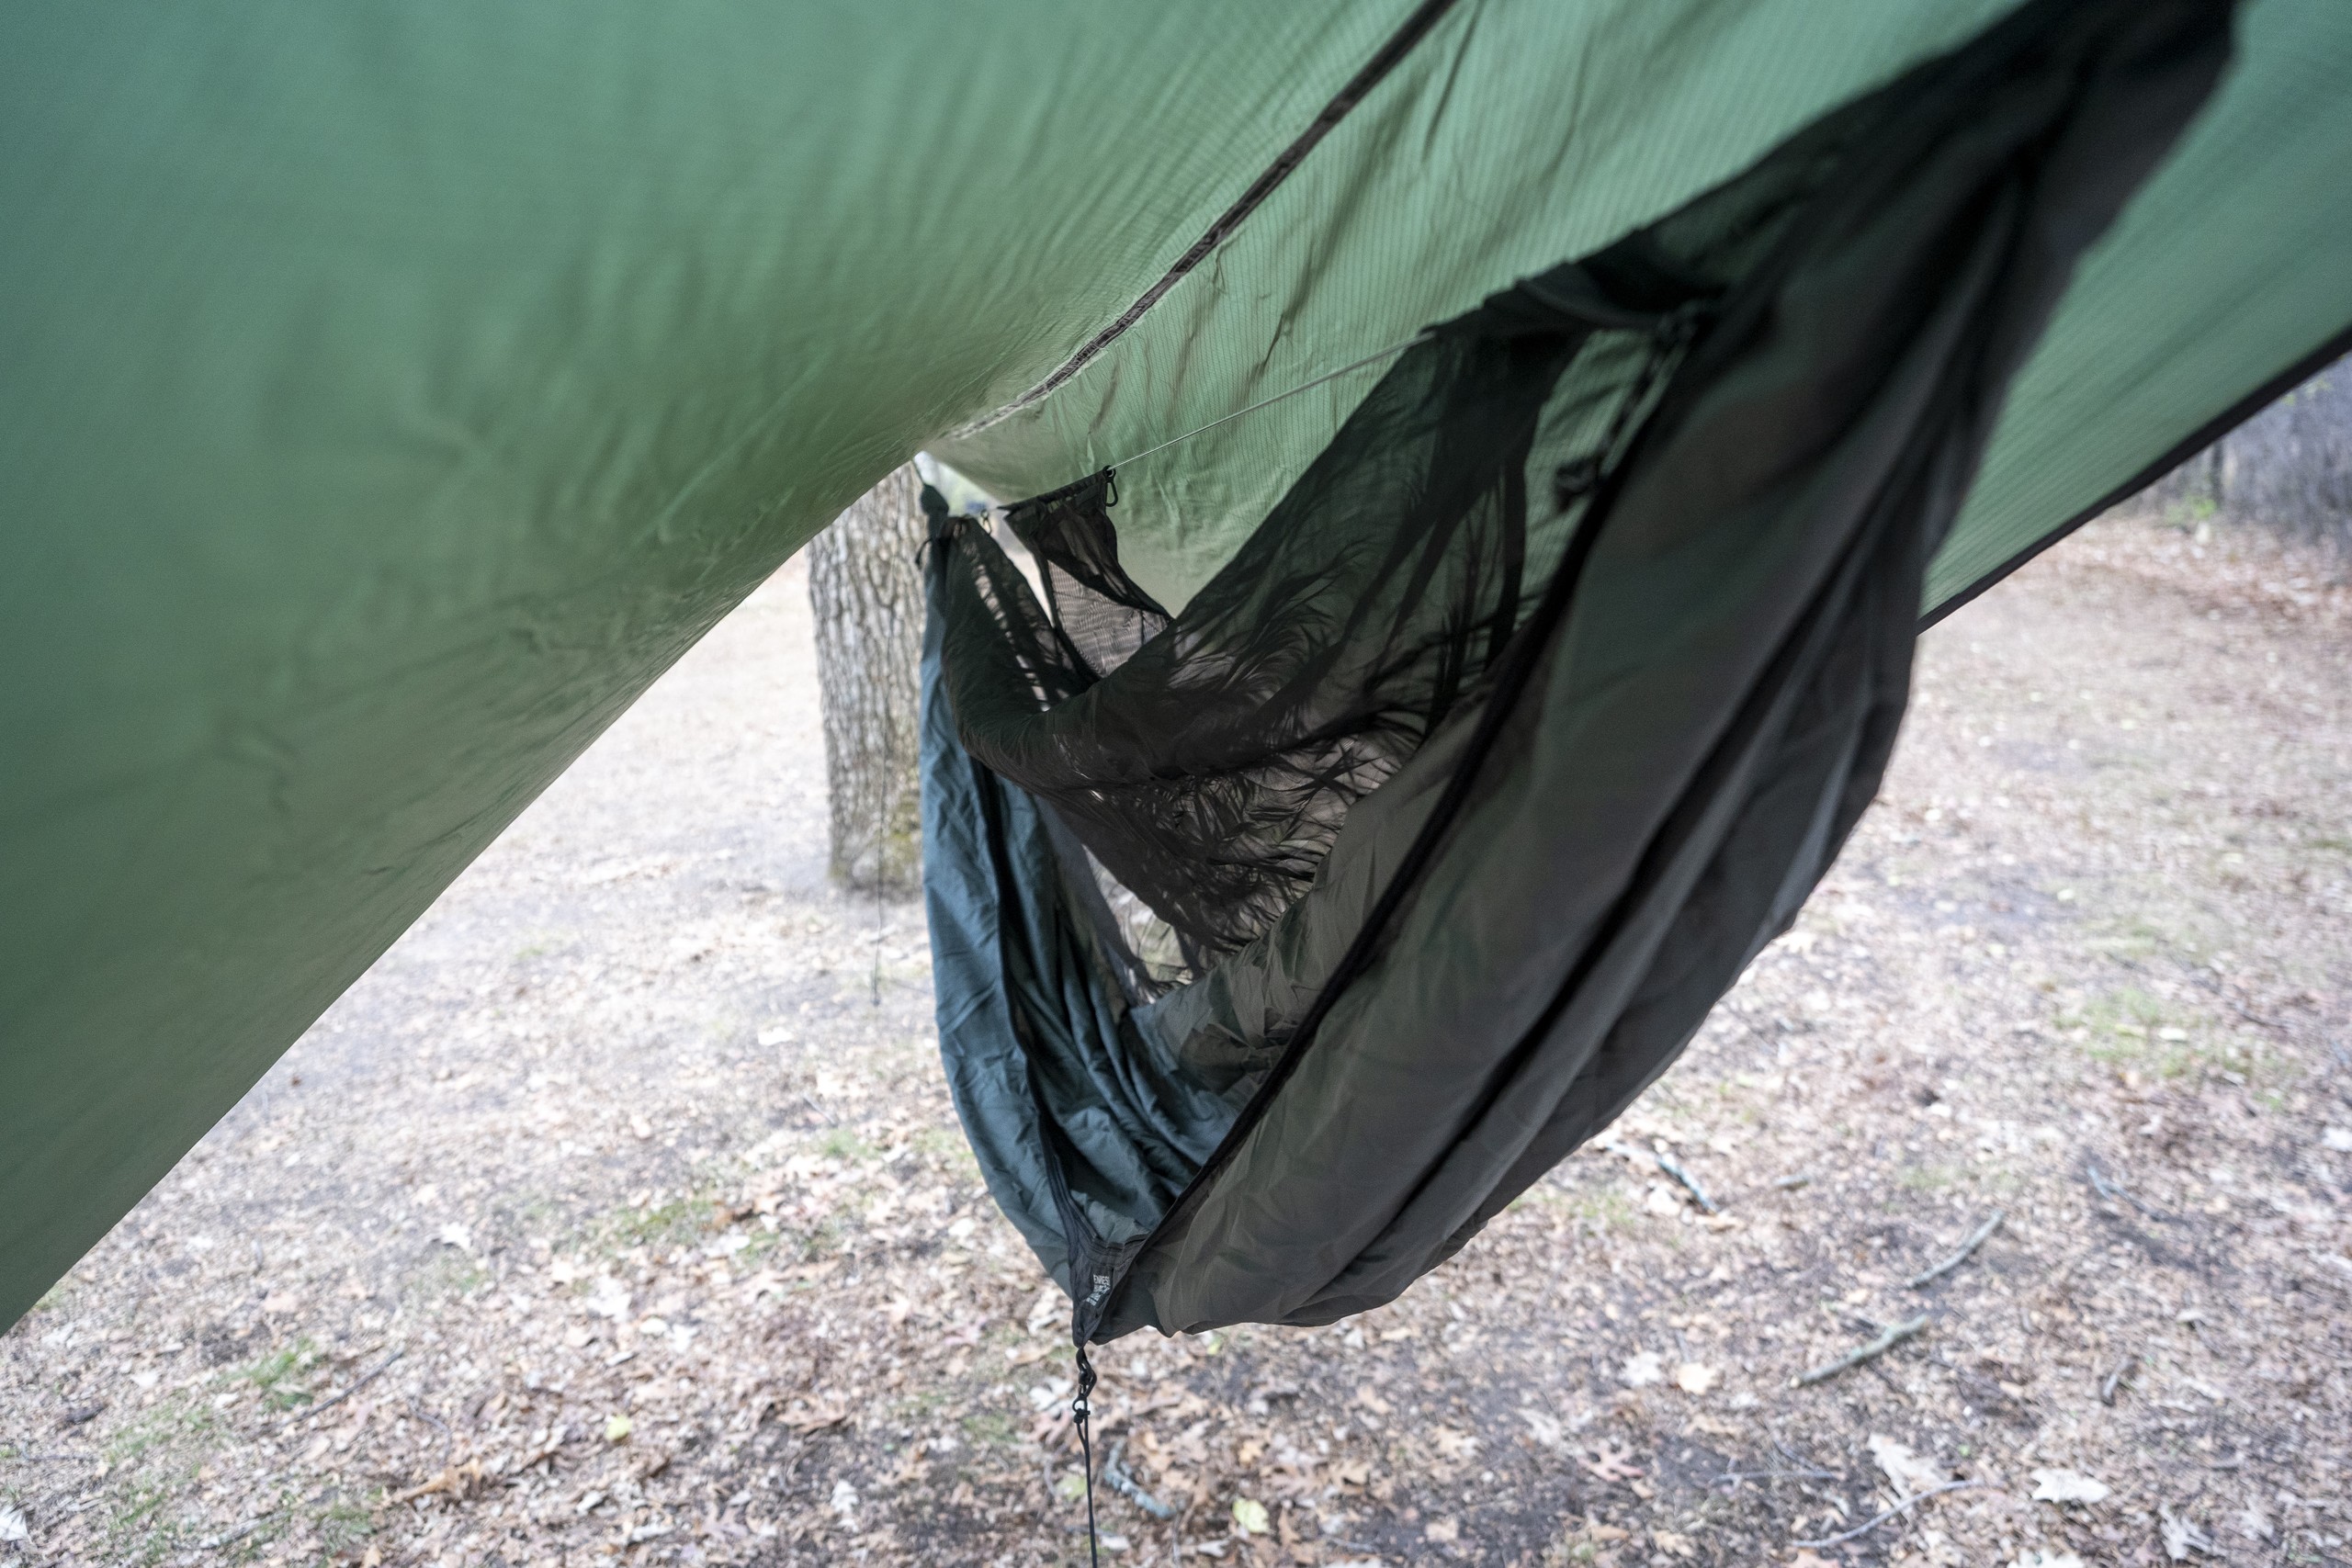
[920,0,2233,1346]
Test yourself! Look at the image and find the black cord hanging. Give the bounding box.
[1071,1346,1102,1567]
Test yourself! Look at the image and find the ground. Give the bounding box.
[3,509,2347,1568]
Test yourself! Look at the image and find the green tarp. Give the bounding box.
[4,0,2349,1330]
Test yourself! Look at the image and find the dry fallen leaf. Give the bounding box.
[2160,1505,2215,1560]
[2030,1468,2110,1505]
[2010,1553,2086,1568]
[1431,1427,1477,1461]
[1231,1497,1270,1536]
[1422,1517,1459,1543]
[1867,1433,1952,1499]
[388,1461,486,1505]
[785,1402,849,1437]
[1621,1350,1665,1387]
[1673,1362,1720,1395]
[604,1414,632,1443]
[1579,1440,1645,1483]
[1655,1529,1698,1558]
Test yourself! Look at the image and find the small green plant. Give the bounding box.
[1567,1189,1637,1233]
[595,1190,718,1256]
[960,1410,1019,1449]
[819,1126,878,1163]
[1897,1162,1970,1193]
[910,1125,978,1169]
[241,1337,322,1410]
[310,1494,375,1556]
[409,1247,491,1300]
[101,1396,223,1565]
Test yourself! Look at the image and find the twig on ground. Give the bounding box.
[1792,1480,1989,1548]
[198,1515,274,1552]
[1718,1002,1777,1048]
[1792,1315,1930,1388]
[277,1348,403,1432]
[2,1449,101,1463]
[1773,1174,1812,1191]
[2084,1156,2176,1222]
[800,1093,837,1128]
[1101,1439,1175,1519]
[1863,1358,1915,1405]
[1715,1467,1840,1487]
[506,1437,565,1477]
[1599,1139,1719,1213]
[2190,971,2290,1035]
[1907,1210,2005,1289]
[2099,1354,2139,1406]
[2085,1156,2125,1203]
[1654,1150,1720,1213]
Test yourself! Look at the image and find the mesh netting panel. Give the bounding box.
[930,221,1843,968]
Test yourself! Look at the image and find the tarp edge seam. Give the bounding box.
[1920,313,2352,627]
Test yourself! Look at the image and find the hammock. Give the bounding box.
[921,0,2233,1344]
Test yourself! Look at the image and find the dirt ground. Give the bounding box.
[4,508,2347,1568]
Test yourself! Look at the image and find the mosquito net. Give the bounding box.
[922,0,2233,1342]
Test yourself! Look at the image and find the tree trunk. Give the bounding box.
[808,464,927,894]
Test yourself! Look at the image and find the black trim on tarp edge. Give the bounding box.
[1920,317,2352,628]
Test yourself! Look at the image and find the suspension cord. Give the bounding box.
[1098,332,1430,475]
[1071,1346,1102,1567]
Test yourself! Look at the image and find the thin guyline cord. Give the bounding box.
[1103,332,1430,473]
[984,331,1429,514]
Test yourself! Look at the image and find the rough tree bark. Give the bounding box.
[808,463,927,893]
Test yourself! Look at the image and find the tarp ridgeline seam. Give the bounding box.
[945,0,1466,439]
